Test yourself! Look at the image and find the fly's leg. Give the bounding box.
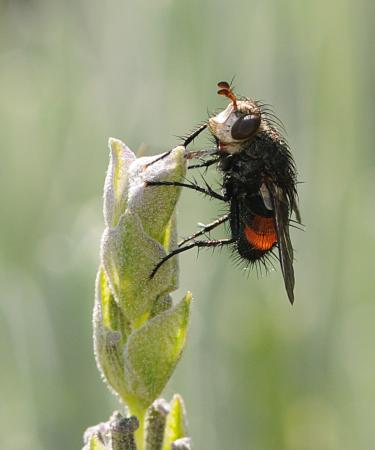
[183,123,208,146]
[150,237,236,279]
[145,123,208,168]
[178,214,229,247]
[188,158,219,170]
[145,180,226,201]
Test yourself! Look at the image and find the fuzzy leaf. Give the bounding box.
[93,267,134,405]
[101,211,177,324]
[163,395,188,450]
[123,292,192,410]
[127,147,186,246]
[104,138,136,228]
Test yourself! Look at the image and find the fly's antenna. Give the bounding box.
[217,81,238,111]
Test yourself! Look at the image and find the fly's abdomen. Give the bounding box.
[244,216,277,251]
[237,213,277,261]
[230,181,278,262]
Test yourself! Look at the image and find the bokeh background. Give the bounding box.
[1,0,374,449]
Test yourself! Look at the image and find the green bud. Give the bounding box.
[94,138,192,421]
[126,149,185,246]
[101,141,185,324]
[101,210,177,323]
[163,395,188,450]
[123,292,191,409]
[104,138,136,229]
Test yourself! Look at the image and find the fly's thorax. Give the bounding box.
[208,99,263,154]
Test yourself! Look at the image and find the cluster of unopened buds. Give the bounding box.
[84,138,192,450]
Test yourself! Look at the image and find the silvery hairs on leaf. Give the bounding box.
[94,138,192,411]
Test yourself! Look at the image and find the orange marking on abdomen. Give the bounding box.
[244,216,277,251]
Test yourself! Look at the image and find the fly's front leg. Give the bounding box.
[182,123,208,146]
[145,123,209,168]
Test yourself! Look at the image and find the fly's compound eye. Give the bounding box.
[231,114,261,140]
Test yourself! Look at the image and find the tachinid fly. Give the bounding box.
[148,81,301,304]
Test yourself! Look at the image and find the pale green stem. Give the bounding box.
[130,407,146,450]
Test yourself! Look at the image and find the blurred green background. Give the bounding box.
[1,0,374,449]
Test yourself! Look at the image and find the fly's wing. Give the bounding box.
[293,203,302,224]
[291,194,302,224]
[267,182,295,304]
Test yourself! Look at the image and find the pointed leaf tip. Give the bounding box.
[163,394,188,450]
[123,293,191,409]
[104,138,136,228]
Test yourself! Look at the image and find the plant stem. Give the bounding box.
[131,407,146,450]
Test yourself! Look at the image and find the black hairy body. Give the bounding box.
[148,83,301,304]
[216,123,300,303]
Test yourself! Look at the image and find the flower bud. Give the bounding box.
[162,394,188,450]
[94,138,191,415]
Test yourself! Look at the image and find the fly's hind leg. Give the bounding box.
[178,214,229,247]
[150,237,236,279]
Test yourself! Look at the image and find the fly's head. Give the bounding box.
[208,81,262,154]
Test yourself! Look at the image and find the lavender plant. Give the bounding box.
[83,139,192,450]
